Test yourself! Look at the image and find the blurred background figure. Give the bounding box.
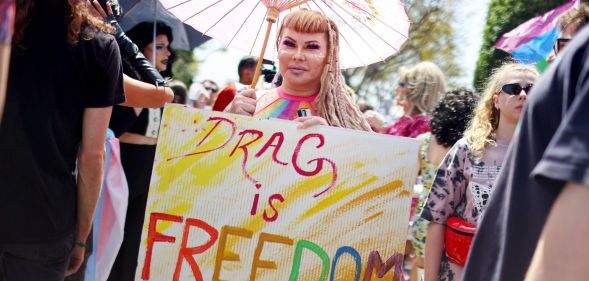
[187,81,209,108]
[169,80,188,105]
[408,88,478,281]
[547,3,589,63]
[187,79,218,109]
[236,56,258,92]
[385,61,447,138]
[202,79,219,107]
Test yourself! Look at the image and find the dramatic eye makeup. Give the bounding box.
[306,43,321,50]
[282,39,296,47]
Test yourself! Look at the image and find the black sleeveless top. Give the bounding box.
[109,64,162,138]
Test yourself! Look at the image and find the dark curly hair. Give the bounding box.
[13,0,113,48]
[125,21,175,78]
[430,88,479,147]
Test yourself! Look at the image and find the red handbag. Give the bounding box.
[445,216,477,266]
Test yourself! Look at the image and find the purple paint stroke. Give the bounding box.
[494,0,578,53]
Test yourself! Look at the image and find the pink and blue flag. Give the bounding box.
[494,0,579,70]
[85,132,129,281]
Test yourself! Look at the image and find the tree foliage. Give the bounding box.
[172,50,199,86]
[474,0,570,89]
[343,0,460,114]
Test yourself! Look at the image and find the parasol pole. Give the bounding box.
[151,0,157,67]
[250,7,279,89]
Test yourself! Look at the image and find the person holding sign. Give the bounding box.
[228,9,371,131]
[421,63,538,281]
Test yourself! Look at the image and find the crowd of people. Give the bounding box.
[1,1,589,281]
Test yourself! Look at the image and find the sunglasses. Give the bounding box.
[501,83,533,95]
[398,81,407,88]
[204,86,218,93]
[553,38,571,54]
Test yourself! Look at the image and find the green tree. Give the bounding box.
[474,0,571,89]
[172,50,199,86]
[343,0,460,115]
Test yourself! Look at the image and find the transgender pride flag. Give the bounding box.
[85,131,129,281]
[494,0,579,70]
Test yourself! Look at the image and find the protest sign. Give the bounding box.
[137,104,418,281]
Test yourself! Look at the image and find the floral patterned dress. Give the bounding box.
[410,133,438,257]
[421,137,509,281]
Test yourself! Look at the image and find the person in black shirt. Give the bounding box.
[0,1,124,280]
[462,26,589,281]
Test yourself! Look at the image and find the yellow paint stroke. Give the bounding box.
[396,190,411,198]
[300,176,378,221]
[364,211,384,223]
[338,180,404,212]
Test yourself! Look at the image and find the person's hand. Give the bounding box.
[91,0,113,20]
[294,116,328,129]
[228,89,257,116]
[65,245,85,276]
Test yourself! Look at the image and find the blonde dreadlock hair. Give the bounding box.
[464,62,538,159]
[277,9,371,131]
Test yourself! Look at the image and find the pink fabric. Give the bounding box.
[494,0,578,52]
[96,138,128,281]
[385,115,431,138]
[277,87,318,102]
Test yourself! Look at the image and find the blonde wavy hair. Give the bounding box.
[464,63,538,159]
[276,9,371,131]
[14,0,114,47]
[399,61,447,115]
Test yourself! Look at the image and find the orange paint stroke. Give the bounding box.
[364,211,384,223]
[299,176,379,221]
[338,180,404,214]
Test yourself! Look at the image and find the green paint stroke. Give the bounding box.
[289,240,331,281]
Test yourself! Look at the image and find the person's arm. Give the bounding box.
[92,1,166,86]
[65,107,112,276]
[525,181,589,281]
[420,140,468,280]
[425,222,445,281]
[119,74,173,108]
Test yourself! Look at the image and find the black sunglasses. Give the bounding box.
[553,38,571,54]
[501,83,533,95]
[204,86,218,93]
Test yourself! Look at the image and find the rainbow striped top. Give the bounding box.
[254,87,317,121]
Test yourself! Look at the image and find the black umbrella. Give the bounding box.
[117,0,210,50]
